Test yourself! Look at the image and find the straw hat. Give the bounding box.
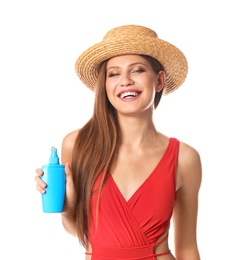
[75,24,188,95]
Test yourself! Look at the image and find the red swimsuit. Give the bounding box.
[87,138,179,259]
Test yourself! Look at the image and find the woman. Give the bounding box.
[35,24,202,259]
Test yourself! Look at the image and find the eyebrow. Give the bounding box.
[107,62,147,71]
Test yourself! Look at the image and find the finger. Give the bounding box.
[34,175,46,187]
[36,183,46,194]
[35,168,44,176]
[35,174,46,194]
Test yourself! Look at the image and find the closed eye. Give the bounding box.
[108,72,120,77]
[132,68,145,74]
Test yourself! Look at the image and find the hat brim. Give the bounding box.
[75,35,188,95]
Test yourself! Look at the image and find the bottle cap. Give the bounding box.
[49,147,60,164]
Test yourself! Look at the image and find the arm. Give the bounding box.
[173,142,202,260]
[60,129,80,237]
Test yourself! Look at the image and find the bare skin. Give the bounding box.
[35,55,202,260]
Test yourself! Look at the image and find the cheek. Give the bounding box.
[105,79,117,95]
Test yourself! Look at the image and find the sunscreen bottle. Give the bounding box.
[41,147,66,213]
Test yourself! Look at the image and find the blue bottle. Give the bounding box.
[41,147,66,213]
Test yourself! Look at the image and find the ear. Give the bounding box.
[156,70,166,92]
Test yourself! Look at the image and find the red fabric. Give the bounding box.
[88,138,179,259]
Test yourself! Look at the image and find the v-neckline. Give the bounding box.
[109,138,172,204]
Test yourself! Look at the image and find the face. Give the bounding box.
[105,55,165,116]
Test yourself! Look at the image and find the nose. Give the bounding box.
[120,72,134,87]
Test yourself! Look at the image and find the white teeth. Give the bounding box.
[120,91,138,98]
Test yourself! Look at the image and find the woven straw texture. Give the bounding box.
[75,25,188,95]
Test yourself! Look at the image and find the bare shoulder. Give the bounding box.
[62,129,80,147]
[178,141,201,167]
[61,129,81,164]
[177,141,202,190]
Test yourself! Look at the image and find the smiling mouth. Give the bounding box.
[119,91,140,99]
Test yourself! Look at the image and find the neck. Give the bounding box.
[117,114,159,150]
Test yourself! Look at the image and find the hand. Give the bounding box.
[35,164,77,215]
[35,168,46,194]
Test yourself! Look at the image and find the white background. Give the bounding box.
[0,0,243,259]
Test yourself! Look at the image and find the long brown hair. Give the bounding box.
[70,55,164,247]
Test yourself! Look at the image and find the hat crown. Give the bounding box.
[103,25,158,41]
